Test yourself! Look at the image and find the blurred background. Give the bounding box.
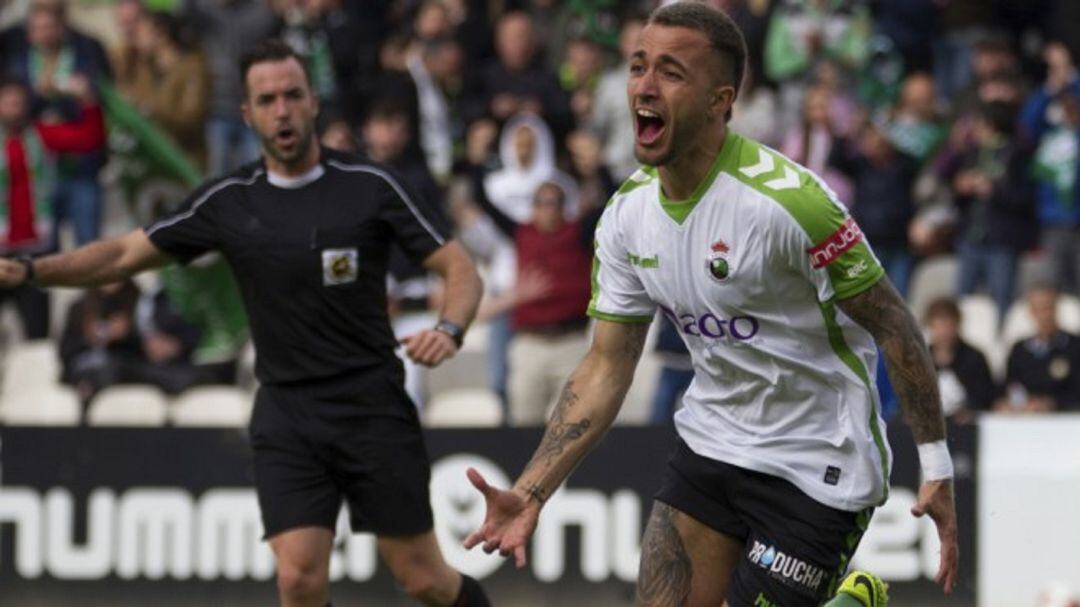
[0,0,1077,605]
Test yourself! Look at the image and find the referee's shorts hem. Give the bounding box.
[262,519,338,542]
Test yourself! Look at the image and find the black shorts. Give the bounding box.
[655,440,873,607]
[249,379,433,539]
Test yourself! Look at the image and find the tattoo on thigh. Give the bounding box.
[636,502,692,607]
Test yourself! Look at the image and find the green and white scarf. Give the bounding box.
[1033,127,1078,205]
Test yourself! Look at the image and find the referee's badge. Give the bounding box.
[322,248,358,285]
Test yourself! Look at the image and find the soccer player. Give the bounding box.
[0,41,490,607]
[463,3,958,606]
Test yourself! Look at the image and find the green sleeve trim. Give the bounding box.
[721,140,885,298]
[818,301,891,505]
[587,307,654,324]
[830,263,885,302]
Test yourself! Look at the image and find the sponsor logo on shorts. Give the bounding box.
[747,539,828,596]
[807,218,863,269]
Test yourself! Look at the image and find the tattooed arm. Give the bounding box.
[513,319,650,503]
[464,319,650,566]
[836,278,959,593]
[836,278,945,443]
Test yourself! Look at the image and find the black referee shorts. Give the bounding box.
[655,440,874,607]
[248,378,433,539]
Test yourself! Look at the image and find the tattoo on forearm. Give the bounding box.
[636,502,692,606]
[524,483,549,505]
[529,381,592,469]
[838,280,945,443]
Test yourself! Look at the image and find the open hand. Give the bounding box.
[912,479,959,594]
[462,467,541,569]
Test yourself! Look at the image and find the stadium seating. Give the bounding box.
[169,385,253,427]
[424,387,503,427]
[0,341,81,425]
[907,255,958,320]
[1001,294,1080,352]
[86,385,169,426]
[959,294,1001,372]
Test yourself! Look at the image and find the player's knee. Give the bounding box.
[395,568,442,602]
[276,562,327,600]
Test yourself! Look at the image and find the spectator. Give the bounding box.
[933,4,1004,102]
[1020,43,1080,295]
[319,116,355,153]
[480,181,591,426]
[887,72,946,164]
[589,15,645,182]
[923,297,996,423]
[941,101,1036,317]
[997,285,1080,413]
[361,100,444,409]
[182,0,278,176]
[559,35,605,126]
[729,66,780,148]
[480,112,578,224]
[108,0,146,79]
[565,129,616,220]
[412,0,454,46]
[3,0,111,248]
[115,11,210,168]
[951,36,1024,115]
[59,279,207,407]
[279,0,363,125]
[764,0,872,133]
[0,77,104,339]
[829,120,919,296]
[407,36,464,182]
[781,85,853,206]
[464,11,571,140]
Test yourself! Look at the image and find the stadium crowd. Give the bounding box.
[0,0,1078,423]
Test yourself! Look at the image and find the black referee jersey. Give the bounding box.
[145,148,451,393]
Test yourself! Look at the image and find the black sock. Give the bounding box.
[452,574,490,607]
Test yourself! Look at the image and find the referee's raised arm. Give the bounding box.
[0,229,173,289]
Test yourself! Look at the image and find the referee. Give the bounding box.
[0,40,490,607]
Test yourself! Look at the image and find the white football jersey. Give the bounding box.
[589,132,892,511]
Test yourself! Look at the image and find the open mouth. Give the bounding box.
[635,108,666,146]
[275,126,298,147]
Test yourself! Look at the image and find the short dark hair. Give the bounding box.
[648,1,747,120]
[923,297,961,325]
[238,39,312,95]
[364,97,411,125]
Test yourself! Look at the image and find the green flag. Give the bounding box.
[98,79,249,363]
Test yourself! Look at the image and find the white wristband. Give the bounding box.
[917,440,954,481]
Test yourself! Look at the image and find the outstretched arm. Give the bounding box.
[0,230,173,289]
[836,278,959,593]
[464,319,651,567]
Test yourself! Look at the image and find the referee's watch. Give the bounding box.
[433,319,465,348]
[15,255,36,287]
